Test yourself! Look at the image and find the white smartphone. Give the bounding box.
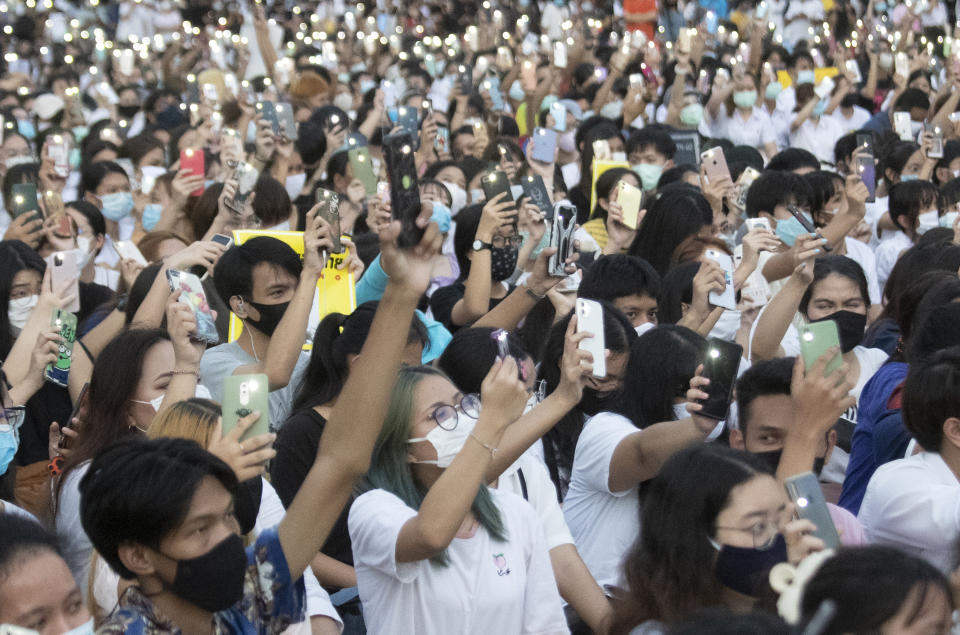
[814,76,835,100]
[895,51,910,78]
[705,249,736,311]
[48,251,80,313]
[553,41,568,68]
[745,217,772,232]
[893,111,913,141]
[576,298,606,378]
[115,240,149,266]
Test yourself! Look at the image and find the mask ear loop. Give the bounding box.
[234,297,260,362]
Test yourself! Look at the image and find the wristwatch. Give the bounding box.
[472,239,492,252]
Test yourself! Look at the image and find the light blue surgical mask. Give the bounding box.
[812,98,828,118]
[17,119,36,139]
[940,212,958,228]
[204,179,217,189]
[430,201,452,233]
[509,80,525,101]
[775,213,813,247]
[875,1,888,11]
[142,203,163,231]
[61,618,95,635]
[797,70,815,85]
[359,79,376,95]
[680,103,703,127]
[72,125,89,143]
[68,147,81,169]
[900,174,920,182]
[99,191,135,221]
[0,409,24,476]
[632,163,663,191]
[733,90,757,108]
[765,81,783,100]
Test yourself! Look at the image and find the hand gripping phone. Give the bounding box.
[785,472,841,549]
[856,153,876,203]
[799,320,843,378]
[179,148,205,197]
[165,269,220,345]
[548,202,577,276]
[616,180,643,230]
[48,250,81,313]
[576,298,606,378]
[45,309,77,387]
[700,147,731,185]
[481,170,514,206]
[704,249,736,311]
[10,183,41,223]
[521,175,553,221]
[315,188,343,254]
[698,338,743,420]
[222,373,271,440]
[383,132,423,248]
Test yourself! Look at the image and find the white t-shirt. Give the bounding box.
[563,412,640,590]
[828,106,872,134]
[874,230,913,294]
[789,116,846,166]
[843,237,882,305]
[349,488,568,635]
[497,454,574,551]
[703,106,777,152]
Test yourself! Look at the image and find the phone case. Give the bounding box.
[482,77,504,112]
[180,149,205,196]
[814,76,834,100]
[893,112,913,141]
[395,106,420,148]
[705,250,736,311]
[10,183,40,221]
[576,299,607,378]
[700,148,730,185]
[459,64,474,93]
[895,52,910,78]
[856,154,876,203]
[47,139,70,178]
[315,188,343,253]
[349,147,378,195]
[785,472,841,549]
[49,251,80,313]
[553,41,568,68]
[926,123,944,158]
[231,162,260,210]
[699,338,743,420]
[845,59,863,83]
[521,175,553,221]
[799,320,843,377]
[592,139,612,161]
[275,102,298,140]
[735,167,761,209]
[531,128,557,163]
[548,203,577,276]
[481,171,513,206]
[256,101,280,134]
[549,102,567,132]
[45,309,77,387]
[745,218,771,231]
[221,373,271,440]
[435,126,450,154]
[383,132,423,248]
[616,181,643,230]
[166,269,220,345]
[115,241,149,266]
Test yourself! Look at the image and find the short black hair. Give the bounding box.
[765,148,820,173]
[79,437,239,579]
[212,236,303,304]
[66,199,106,238]
[79,160,128,197]
[833,132,862,169]
[889,180,939,232]
[579,254,661,304]
[745,170,811,218]
[893,88,930,113]
[735,357,794,435]
[0,513,63,581]
[626,127,676,160]
[903,346,960,453]
[296,119,327,166]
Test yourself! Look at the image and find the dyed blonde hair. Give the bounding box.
[146,398,220,448]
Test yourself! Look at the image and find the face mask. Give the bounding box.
[359,79,376,95]
[774,213,812,247]
[17,119,36,139]
[917,210,938,235]
[810,310,866,353]
[765,81,783,100]
[633,163,663,192]
[333,92,354,113]
[910,121,924,137]
[899,174,920,183]
[752,449,825,476]
[156,104,188,130]
[672,402,690,420]
[0,422,19,475]
[558,129,577,153]
[733,90,757,108]
[407,409,475,467]
[117,104,140,119]
[132,385,213,413]
[940,211,958,228]
[7,294,39,331]
[491,245,519,281]
[875,0,888,11]
[439,181,467,215]
[285,173,307,200]
[680,103,704,127]
[635,322,655,336]
[509,80,526,102]
[878,52,894,70]
[141,203,163,231]
[469,188,485,204]
[73,241,93,269]
[812,98,828,118]
[99,192,135,221]
[599,100,623,119]
[713,532,788,597]
[67,147,82,170]
[61,618,95,635]
[796,70,815,85]
[243,298,290,336]
[160,533,247,613]
[708,309,742,342]
[72,125,89,143]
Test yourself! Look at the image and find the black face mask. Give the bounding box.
[117,104,141,119]
[713,533,788,597]
[244,298,290,337]
[161,533,247,613]
[156,104,188,130]
[579,387,619,416]
[752,449,825,477]
[490,246,519,282]
[810,310,866,353]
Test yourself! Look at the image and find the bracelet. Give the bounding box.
[469,433,498,459]
[523,280,546,301]
[170,368,200,377]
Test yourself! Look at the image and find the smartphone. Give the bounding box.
[705,249,736,311]
[698,338,743,420]
[256,100,280,134]
[814,76,835,100]
[458,64,474,93]
[179,148,205,196]
[492,328,510,359]
[735,166,761,209]
[48,251,80,313]
[140,165,166,196]
[165,269,220,344]
[549,101,567,132]
[221,373,271,440]
[274,102,298,140]
[115,240,149,266]
[118,48,135,76]
[521,175,554,221]
[678,27,693,52]
[315,187,342,253]
[531,127,558,163]
[785,472,841,549]
[845,59,863,83]
[893,111,913,141]
[592,139,612,160]
[47,136,70,178]
[616,180,643,230]
[228,162,259,213]
[211,233,233,250]
[521,60,537,93]
[221,128,243,159]
[745,217,772,231]
[576,298,606,378]
[348,147,378,195]
[700,147,731,185]
[44,309,77,387]
[895,51,910,78]
[481,170,514,206]
[856,153,876,203]
[435,125,450,154]
[548,203,577,275]
[553,40,568,68]
[10,183,41,222]
[383,132,423,248]
[395,105,420,149]
[799,320,843,377]
[855,132,875,156]
[481,76,504,112]
[926,123,945,158]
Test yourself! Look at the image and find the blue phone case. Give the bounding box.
[531,128,558,163]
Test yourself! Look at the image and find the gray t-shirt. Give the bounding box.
[199,341,310,430]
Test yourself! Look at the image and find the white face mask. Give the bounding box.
[285,173,307,200]
[407,410,475,467]
[707,309,742,342]
[61,618,95,635]
[940,211,958,228]
[673,402,690,420]
[333,92,354,112]
[7,294,39,331]
[74,235,94,268]
[558,129,577,153]
[132,384,213,413]
[635,322,656,336]
[440,181,467,215]
[917,210,939,235]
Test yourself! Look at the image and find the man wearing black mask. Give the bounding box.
[729,355,865,544]
[201,211,332,427]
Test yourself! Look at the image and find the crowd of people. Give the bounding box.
[2,0,960,633]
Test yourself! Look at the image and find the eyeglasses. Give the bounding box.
[429,394,481,430]
[715,507,794,549]
[491,235,522,249]
[0,406,25,433]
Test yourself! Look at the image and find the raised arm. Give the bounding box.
[750,246,816,362]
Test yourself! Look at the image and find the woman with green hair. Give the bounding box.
[347,360,569,634]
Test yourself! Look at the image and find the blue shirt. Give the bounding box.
[97,528,306,635]
[861,110,893,135]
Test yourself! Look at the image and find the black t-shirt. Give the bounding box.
[270,408,354,570]
[428,281,510,333]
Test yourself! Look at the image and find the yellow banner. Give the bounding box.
[776,67,839,89]
[228,230,357,348]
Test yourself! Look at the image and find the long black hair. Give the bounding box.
[799,255,871,316]
[628,184,713,276]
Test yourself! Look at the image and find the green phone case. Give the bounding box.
[348,147,378,195]
[45,309,77,387]
[11,183,40,222]
[799,321,843,377]
[221,374,270,440]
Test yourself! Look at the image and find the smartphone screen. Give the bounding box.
[698,338,743,420]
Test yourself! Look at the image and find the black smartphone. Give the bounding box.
[315,188,342,253]
[521,175,553,221]
[480,170,514,206]
[856,154,876,203]
[458,64,474,93]
[855,132,875,157]
[382,132,423,248]
[698,338,743,420]
[787,205,832,252]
